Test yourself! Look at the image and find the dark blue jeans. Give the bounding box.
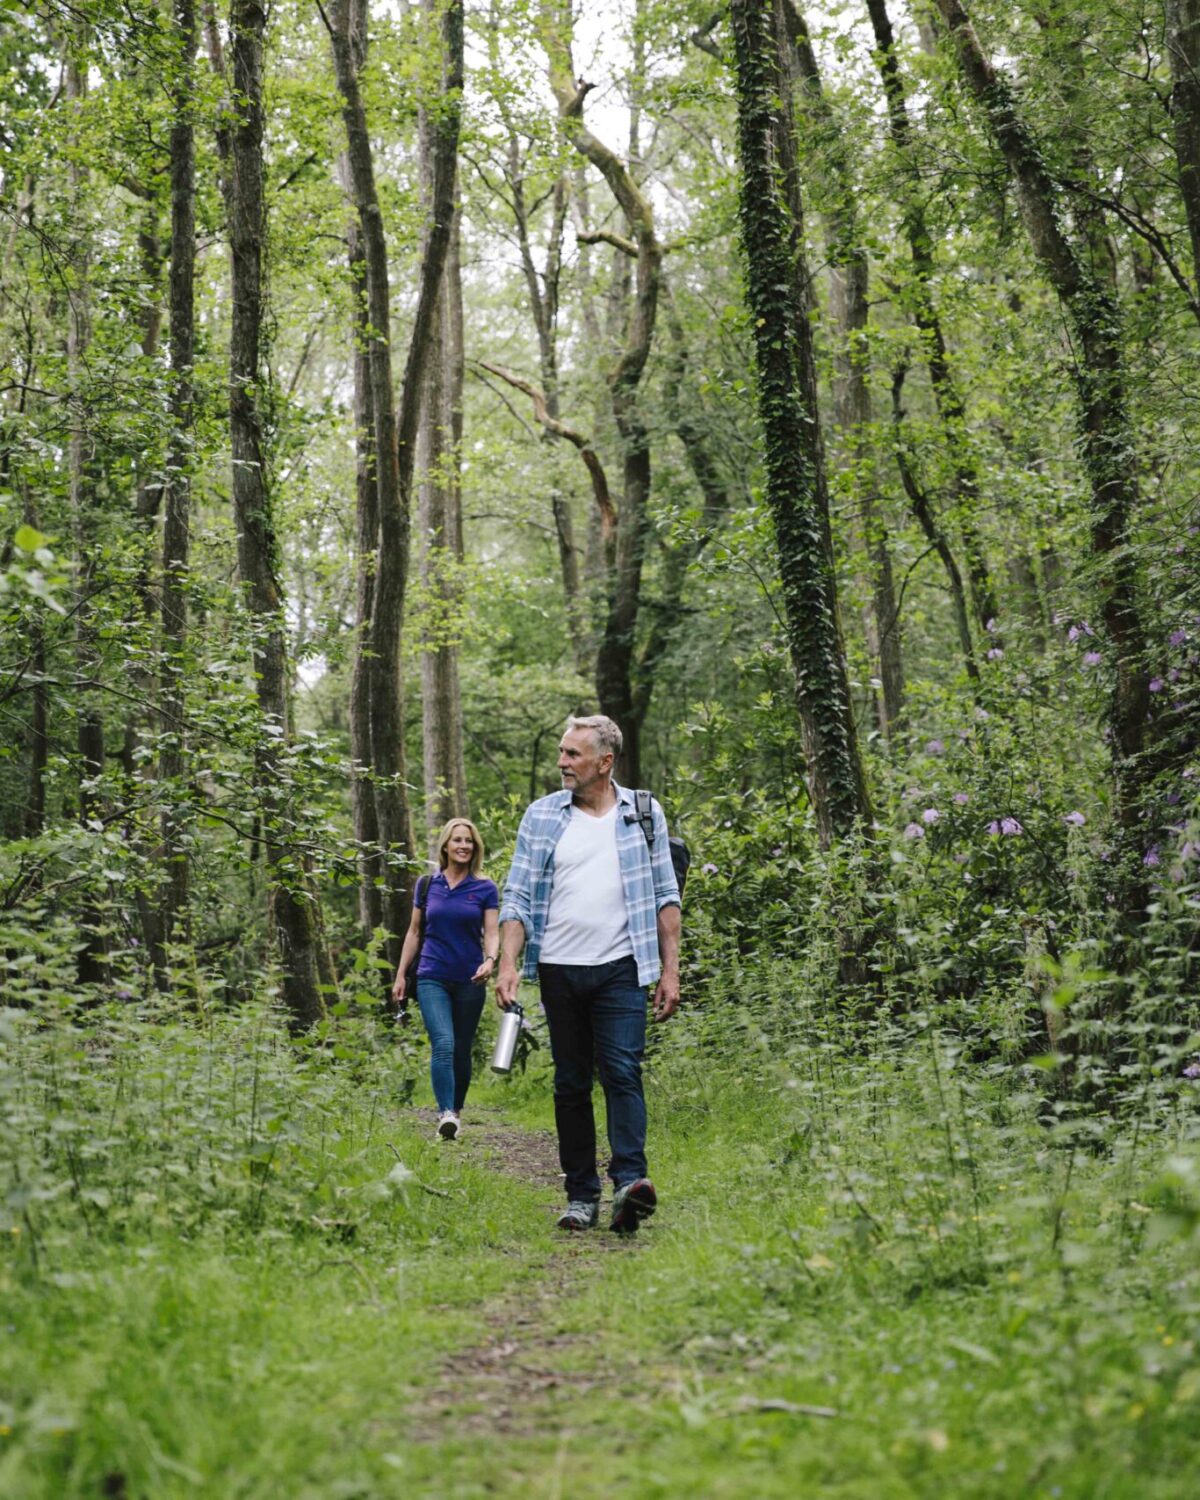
[538,956,648,1200]
[416,978,486,1113]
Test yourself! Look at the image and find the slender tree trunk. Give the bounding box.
[934,0,1151,918]
[156,0,197,982]
[65,38,108,985]
[729,0,872,846]
[864,0,997,639]
[1168,0,1200,294]
[345,202,384,944]
[786,2,904,739]
[417,206,469,834]
[540,1,660,785]
[227,0,326,1027]
[325,0,463,968]
[891,365,980,683]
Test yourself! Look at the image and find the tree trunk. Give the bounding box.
[864,0,997,640]
[785,2,904,740]
[65,37,108,986]
[729,0,873,846]
[1169,0,1200,294]
[418,204,469,834]
[934,0,1151,918]
[156,0,197,981]
[540,1,661,786]
[227,0,326,1028]
[325,0,463,966]
[345,200,384,945]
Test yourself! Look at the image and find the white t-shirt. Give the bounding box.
[538,802,633,965]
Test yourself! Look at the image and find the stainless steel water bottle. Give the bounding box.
[491,1003,524,1075]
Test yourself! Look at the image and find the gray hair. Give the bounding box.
[565,714,623,759]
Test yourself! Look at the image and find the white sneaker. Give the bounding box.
[436,1111,460,1141]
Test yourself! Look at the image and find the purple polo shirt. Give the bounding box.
[416,872,499,984]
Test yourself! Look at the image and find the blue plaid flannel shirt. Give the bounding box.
[498,782,681,987]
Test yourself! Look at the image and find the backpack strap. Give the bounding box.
[626,788,656,847]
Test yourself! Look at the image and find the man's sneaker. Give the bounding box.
[610,1178,657,1234]
[556,1199,600,1231]
[436,1111,460,1141]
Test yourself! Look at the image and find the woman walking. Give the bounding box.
[393,818,500,1139]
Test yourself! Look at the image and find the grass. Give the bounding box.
[2,990,1199,1497]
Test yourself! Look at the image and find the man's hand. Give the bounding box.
[496,962,520,1010]
[652,970,679,1022]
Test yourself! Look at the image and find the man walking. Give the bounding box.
[496,715,681,1234]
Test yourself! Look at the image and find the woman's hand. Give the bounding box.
[470,955,496,985]
[391,969,407,1008]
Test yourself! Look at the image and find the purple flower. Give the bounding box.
[1067,625,1080,642]
[953,792,970,806]
[1144,846,1161,867]
[1170,629,1188,648]
[1082,651,1102,667]
[922,808,941,825]
[702,862,719,876]
[904,823,925,840]
[1149,677,1165,693]
[1180,841,1197,862]
[116,989,133,1000]
[989,817,1023,836]
[772,846,784,856]
[1064,810,1086,826]
[975,708,990,722]
[987,647,1004,661]
[953,852,969,864]
[926,738,945,755]
[1169,669,1181,683]
[985,618,997,634]
[1167,791,1181,806]
[1183,1062,1200,1080]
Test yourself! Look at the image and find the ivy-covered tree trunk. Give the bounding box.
[728,0,872,846]
[864,0,998,642]
[227,0,326,1028]
[934,0,1151,917]
[786,2,905,740]
[1169,0,1200,293]
[157,0,197,977]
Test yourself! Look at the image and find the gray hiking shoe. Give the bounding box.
[557,1199,600,1231]
[610,1178,657,1234]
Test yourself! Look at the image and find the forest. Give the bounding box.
[1,0,1199,1493]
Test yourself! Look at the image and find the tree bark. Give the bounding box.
[785,1,905,740]
[227,0,326,1028]
[156,0,197,980]
[864,0,997,640]
[1169,0,1200,295]
[418,203,469,834]
[325,0,462,964]
[729,0,873,846]
[345,196,384,944]
[539,1,661,785]
[65,35,109,986]
[934,0,1151,916]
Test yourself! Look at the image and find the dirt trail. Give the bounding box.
[409,1106,643,1438]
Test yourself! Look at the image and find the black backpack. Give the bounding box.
[626,789,691,897]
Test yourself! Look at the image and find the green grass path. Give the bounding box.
[3,1043,1197,1498]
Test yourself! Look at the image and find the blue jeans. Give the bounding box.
[538,956,648,1200]
[416,978,486,1113]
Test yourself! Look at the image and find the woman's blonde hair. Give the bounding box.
[434,817,485,877]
